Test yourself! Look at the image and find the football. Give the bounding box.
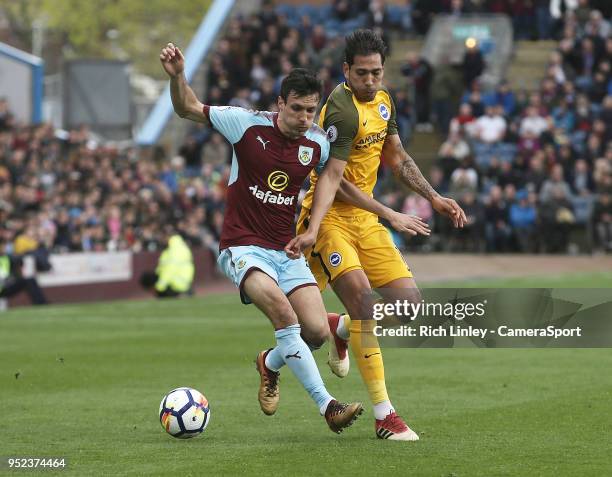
[159,387,210,438]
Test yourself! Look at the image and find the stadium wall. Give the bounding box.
[7,248,218,308]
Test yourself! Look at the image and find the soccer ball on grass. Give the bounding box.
[159,387,210,438]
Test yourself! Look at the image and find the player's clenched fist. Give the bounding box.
[284,231,317,259]
[160,43,185,78]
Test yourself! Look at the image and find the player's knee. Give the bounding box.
[269,298,297,328]
[302,325,328,349]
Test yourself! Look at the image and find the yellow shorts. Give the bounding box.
[296,209,412,291]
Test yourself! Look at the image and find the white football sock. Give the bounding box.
[373,400,395,420]
[336,314,350,340]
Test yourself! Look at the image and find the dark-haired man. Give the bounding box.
[160,43,362,433]
[297,30,466,441]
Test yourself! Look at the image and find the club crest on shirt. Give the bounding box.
[298,145,314,165]
[329,252,342,267]
[378,103,390,121]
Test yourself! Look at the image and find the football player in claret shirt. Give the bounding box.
[297,30,467,441]
[160,43,363,433]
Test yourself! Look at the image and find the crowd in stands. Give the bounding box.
[1,0,610,259]
[389,0,612,253]
[0,111,227,256]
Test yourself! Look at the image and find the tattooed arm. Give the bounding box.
[383,134,467,228]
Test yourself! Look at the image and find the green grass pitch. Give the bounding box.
[1,275,611,476]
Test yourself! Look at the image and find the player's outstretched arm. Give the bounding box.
[336,180,430,236]
[160,43,210,126]
[383,134,467,228]
[284,158,346,259]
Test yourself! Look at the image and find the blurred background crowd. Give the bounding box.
[0,0,610,260]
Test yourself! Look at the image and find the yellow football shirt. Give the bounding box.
[301,82,398,218]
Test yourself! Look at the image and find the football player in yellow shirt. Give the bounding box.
[289,30,466,441]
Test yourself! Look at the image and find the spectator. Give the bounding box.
[439,131,471,163]
[550,0,579,36]
[177,135,204,175]
[393,89,413,144]
[464,87,486,118]
[520,106,550,138]
[590,70,609,104]
[453,191,485,251]
[481,156,503,191]
[510,0,536,40]
[461,42,485,89]
[540,164,573,202]
[367,0,390,30]
[570,159,595,194]
[201,132,230,170]
[475,105,507,144]
[484,185,511,252]
[498,161,525,190]
[484,80,517,117]
[429,166,449,194]
[539,185,575,252]
[509,190,538,251]
[332,0,353,21]
[548,51,569,85]
[411,0,442,35]
[249,54,269,87]
[584,9,610,38]
[310,25,327,53]
[584,133,604,162]
[400,0,415,33]
[574,37,600,90]
[228,87,253,110]
[535,0,553,39]
[400,51,433,126]
[450,103,477,137]
[431,56,463,135]
[447,0,469,16]
[600,95,612,132]
[552,97,575,133]
[574,0,592,28]
[449,159,479,198]
[593,192,612,251]
[524,152,549,191]
[473,105,507,168]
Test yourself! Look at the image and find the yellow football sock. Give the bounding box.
[348,317,389,405]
